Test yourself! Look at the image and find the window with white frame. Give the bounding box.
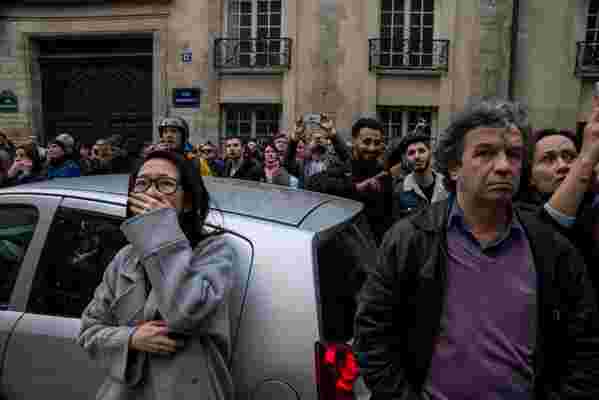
[377,106,436,141]
[380,0,434,67]
[226,0,284,67]
[222,104,281,144]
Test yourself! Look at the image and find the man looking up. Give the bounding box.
[354,99,599,399]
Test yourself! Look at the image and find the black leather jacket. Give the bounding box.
[354,200,599,400]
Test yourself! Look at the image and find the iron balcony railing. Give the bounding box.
[369,38,450,73]
[575,41,599,78]
[214,37,292,72]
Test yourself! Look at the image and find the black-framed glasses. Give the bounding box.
[132,177,181,195]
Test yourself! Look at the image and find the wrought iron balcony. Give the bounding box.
[214,37,292,74]
[369,38,450,74]
[575,41,599,78]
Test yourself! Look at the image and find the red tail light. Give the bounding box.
[315,341,360,400]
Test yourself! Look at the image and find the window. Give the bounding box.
[225,0,284,67]
[316,214,377,341]
[27,207,127,318]
[0,206,38,306]
[583,0,599,68]
[223,104,281,143]
[227,0,282,38]
[377,106,436,141]
[587,0,599,43]
[380,0,435,67]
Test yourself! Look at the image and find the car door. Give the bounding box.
[0,195,60,396]
[1,197,126,399]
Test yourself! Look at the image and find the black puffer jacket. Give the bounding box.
[354,200,599,400]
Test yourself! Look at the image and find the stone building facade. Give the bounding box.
[0,0,487,148]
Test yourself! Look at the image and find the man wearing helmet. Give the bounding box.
[392,121,448,219]
[158,116,190,155]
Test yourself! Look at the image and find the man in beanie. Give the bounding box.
[47,135,81,178]
[392,121,448,219]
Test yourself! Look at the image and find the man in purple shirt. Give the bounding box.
[354,99,599,399]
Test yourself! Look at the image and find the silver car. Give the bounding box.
[0,175,376,399]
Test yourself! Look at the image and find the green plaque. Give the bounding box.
[0,90,18,113]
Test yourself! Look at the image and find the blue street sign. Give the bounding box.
[182,47,193,64]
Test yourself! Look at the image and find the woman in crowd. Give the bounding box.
[77,150,235,400]
[6,142,44,185]
[261,139,299,188]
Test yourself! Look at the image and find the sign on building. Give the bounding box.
[0,90,18,113]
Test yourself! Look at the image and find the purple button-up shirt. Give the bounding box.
[425,200,537,400]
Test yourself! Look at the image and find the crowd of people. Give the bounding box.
[5,97,599,397]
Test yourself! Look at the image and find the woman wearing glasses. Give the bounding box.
[78,150,234,400]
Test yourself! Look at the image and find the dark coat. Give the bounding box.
[223,158,263,181]
[354,200,599,400]
[286,136,352,188]
[517,189,599,305]
[306,159,393,244]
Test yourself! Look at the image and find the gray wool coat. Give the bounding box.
[77,208,235,400]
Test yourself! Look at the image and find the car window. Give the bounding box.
[316,213,377,342]
[27,207,127,318]
[0,205,39,306]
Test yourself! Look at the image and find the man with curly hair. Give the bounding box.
[354,99,599,399]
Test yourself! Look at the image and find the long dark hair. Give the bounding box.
[127,150,211,247]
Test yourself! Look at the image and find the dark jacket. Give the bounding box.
[517,189,599,305]
[306,159,393,244]
[354,200,599,400]
[224,158,263,181]
[286,136,352,188]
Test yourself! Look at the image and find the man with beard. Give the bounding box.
[46,135,81,178]
[306,117,393,243]
[392,126,448,219]
[223,137,263,181]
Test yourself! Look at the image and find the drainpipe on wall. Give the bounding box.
[508,0,520,100]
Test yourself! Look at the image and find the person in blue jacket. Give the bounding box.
[47,135,81,179]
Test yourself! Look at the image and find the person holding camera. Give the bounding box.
[285,113,351,188]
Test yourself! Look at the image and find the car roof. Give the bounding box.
[0,175,363,230]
